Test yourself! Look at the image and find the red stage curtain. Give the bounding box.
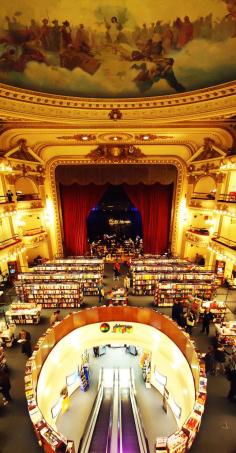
[123,183,173,254]
[60,183,107,255]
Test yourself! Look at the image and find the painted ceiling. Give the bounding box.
[0,0,236,98]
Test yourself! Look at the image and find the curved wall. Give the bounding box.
[36,307,198,431]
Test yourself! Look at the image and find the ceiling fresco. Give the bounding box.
[0,0,236,98]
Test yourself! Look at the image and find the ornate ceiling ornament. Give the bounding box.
[215,173,225,183]
[98,133,133,142]
[188,164,195,173]
[86,144,145,161]
[5,174,17,184]
[187,174,197,184]
[57,134,96,141]
[188,136,227,163]
[108,108,122,121]
[135,134,173,141]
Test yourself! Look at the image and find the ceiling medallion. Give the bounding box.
[86,144,145,161]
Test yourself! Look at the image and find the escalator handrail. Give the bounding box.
[105,369,115,453]
[129,369,150,453]
[78,368,104,453]
[117,369,122,453]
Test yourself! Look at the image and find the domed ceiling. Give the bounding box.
[0,0,236,98]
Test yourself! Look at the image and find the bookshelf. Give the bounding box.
[15,281,83,308]
[0,322,15,347]
[215,321,236,347]
[0,345,6,370]
[199,300,227,323]
[155,353,207,453]
[107,288,128,306]
[38,257,104,274]
[6,302,41,324]
[154,281,216,307]
[17,270,101,296]
[25,351,75,453]
[130,257,215,295]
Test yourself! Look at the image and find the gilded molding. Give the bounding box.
[0,81,236,123]
[33,140,196,160]
[46,156,186,257]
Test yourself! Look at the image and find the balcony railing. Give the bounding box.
[191,192,215,200]
[0,235,21,250]
[188,227,210,236]
[212,235,236,250]
[0,195,14,204]
[23,227,45,237]
[16,193,40,202]
[217,193,236,203]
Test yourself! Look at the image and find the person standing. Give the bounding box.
[172,301,183,326]
[227,369,236,402]
[201,309,213,335]
[50,310,61,326]
[0,368,12,405]
[124,274,130,293]
[186,311,195,335]
[172,301,179,323]
[97,283,104,304]
[6,189,13,203]
[18,329,32,357]
[214,344,227,375]
[204,346,215,375]
[113,261,120,281]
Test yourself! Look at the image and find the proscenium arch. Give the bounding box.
[46,157,187,257]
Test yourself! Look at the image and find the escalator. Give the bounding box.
[120,387,140,452]
[79,368,149,453]
[78,368,115,453]
[88,387,113,453]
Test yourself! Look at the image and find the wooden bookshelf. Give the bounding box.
[6,302,41,324]
[17,270,101,296]
[154,281,216,307]
[15,281,83,308]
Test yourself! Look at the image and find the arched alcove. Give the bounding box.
[15,176,38,194]
[194,176,216,194]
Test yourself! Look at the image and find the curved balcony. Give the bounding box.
[211,235,236,251]
[191,192,215,200]
[16,193,43,210]
[217,192,236,203]
[185,228,210,247]
[189,192,216,210]
[23,227,47,247]
[0,235,22,251]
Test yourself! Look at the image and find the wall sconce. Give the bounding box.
[0,158,13,173]
[179,197,188,223]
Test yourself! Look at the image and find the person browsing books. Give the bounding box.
[18,329,32,358]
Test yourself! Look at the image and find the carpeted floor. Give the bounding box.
[0,263,236,453]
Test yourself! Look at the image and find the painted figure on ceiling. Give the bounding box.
[131,55,185,93]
